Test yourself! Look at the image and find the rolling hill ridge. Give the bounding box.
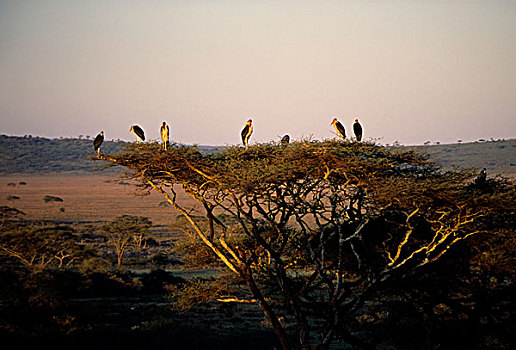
[1,134,515,176]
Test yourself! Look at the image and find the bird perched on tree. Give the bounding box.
[241,119,253,150]
[93,131,104,158]
[129,125,145,142]
[281,134,290,145]
[353,118,363,141]
[330,118,346,139]
[476,168,487,185]
[160,121,170,150]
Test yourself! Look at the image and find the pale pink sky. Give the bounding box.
[1,0,515,146]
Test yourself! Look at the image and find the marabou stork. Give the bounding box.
[353,119,363,141]
[93,131,104,158]
[241,119,253,150]
[330,118,346,139]
[129,125,145,142]
[160,121,170,150]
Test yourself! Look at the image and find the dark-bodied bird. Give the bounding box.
[241,119,253,150]
[281,134,290,145]
[129,125,145,143]
[353,118,363,141]
[330,118,346,139]
[476,168,487,185]
[160,121,170,150]
[93,131,104,158]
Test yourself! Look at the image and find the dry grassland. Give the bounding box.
[0,174,200,226]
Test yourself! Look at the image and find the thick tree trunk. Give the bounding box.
[244,265,291,350]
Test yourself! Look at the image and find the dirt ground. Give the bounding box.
[0,174,201,226]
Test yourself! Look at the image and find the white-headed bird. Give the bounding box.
[93,131,104,158]
[353,119,363,141]
[241,119,253,150]
[330,118,346,139]
[129,125,145,143]
[160,121,170,150]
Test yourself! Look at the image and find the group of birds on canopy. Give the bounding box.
[93,118,363,157]
[331,118,363,141]
[241,118,363,150]
[93,122,169,157]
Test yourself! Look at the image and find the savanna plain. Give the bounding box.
[1,174,275,349]
[0,136,515,350]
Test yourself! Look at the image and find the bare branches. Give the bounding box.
[387,208,420,266]
[153,181,242,274]
[99,140,515,350]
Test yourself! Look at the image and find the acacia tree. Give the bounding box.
[99,215,152,268]
[101,140,515,349]
[0,224,86,271]
[0,206,25,228]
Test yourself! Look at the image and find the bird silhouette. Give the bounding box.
[241,119,253,150]
[353,119,363,141]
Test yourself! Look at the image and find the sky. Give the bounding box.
[0,0,515,146]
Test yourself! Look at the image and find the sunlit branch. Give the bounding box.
[147,179,240,274]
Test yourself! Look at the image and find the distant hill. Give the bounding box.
[405,139,516,177]
[0,135,220,175]
[1,134,515,176]
[0,134,127,174]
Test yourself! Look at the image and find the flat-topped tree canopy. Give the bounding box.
[98,140,515,350]
[100,139,494,212]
